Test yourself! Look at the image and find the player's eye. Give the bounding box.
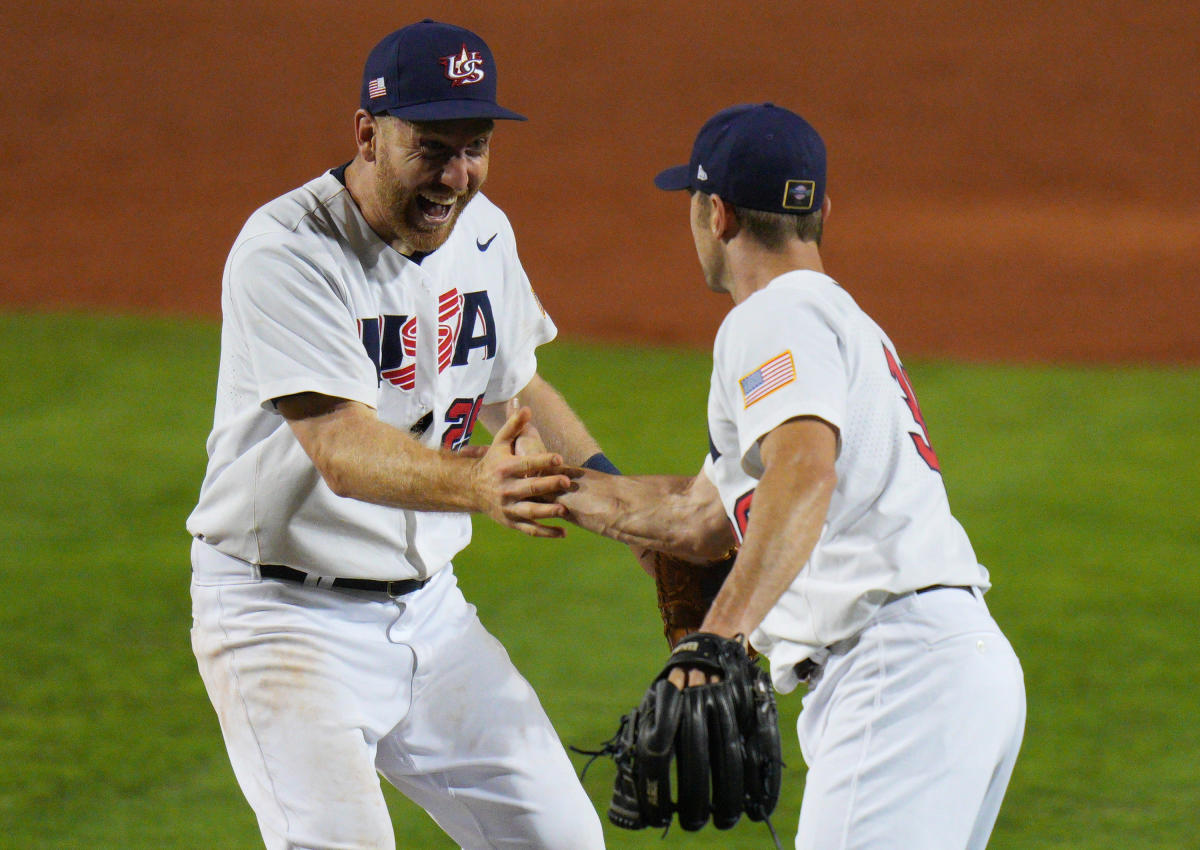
[420,142,452,160]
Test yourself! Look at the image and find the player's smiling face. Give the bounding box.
[370,117,493,255]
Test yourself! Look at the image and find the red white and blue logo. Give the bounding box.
[440,44,486,87]
[739,351,796,407]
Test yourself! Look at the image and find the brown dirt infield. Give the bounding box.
[2,0,1196,363]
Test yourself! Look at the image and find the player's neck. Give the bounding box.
[726,238,824,305]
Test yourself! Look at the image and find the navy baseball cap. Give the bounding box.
[655,103,825,214]
[361,20,526,121]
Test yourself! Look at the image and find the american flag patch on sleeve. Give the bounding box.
[367,77,387,99]
[740,351,796,407]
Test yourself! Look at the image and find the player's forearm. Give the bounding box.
[284,397,573,538]
[481,373,602,465]
[702,469,833,638]
[561,471,734,560]
[702,423,837,639]
[298,403,485,511]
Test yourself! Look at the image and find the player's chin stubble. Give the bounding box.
[370,168,476,254]
[399,192,474,254]
[372,155,474,254]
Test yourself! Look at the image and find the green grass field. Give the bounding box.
[2,312,1197,848]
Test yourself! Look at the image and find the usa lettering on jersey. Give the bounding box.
[357,290,497,387]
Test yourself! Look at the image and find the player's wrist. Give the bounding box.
[581,452,621,475]
[696,614,749,644]
[463,454,500,516]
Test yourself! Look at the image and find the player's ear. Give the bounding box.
[354,110,379,162]
[710,195,739,241]
[821,194,832,221]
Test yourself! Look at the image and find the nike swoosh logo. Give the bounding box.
[476,233,498,251]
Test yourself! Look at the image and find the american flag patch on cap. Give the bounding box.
[740,351,795,407]
[367,76,387,99]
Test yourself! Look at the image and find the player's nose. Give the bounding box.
[440,156,470,193]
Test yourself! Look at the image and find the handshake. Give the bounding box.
[480,403,783,842]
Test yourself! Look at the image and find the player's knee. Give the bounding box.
[254,794,393,850]
[504,778,604,850]
[529,803,605,850]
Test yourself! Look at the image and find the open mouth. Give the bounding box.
[416,195,455,224]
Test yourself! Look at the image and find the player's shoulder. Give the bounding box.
[716,271,862,361]
[224,172,351,290]
[737,271,861,327]
[230,174,350,261]
[757,270,846,309]
[242,171,345,234]
[719,271,819,325]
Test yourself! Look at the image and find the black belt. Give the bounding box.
[792,585,975,682]
[915,584,975,597]
[259,564,429,596]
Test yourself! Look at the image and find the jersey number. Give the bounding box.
[882,345,941,472]
[442,394,484,451]
[733,489,755,541]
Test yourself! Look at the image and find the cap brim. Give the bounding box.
[654,164,692,191]
[376,101,527,122]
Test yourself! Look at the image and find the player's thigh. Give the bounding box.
[376,613,603,850]
[963,628,1026,850]
[796,598,1024,849]
[192,580,400,850]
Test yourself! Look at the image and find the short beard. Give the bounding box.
[372,138,479,255]
[395,190,474,254]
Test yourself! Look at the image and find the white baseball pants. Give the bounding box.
[190,540,603,850]
[794,586,1025,849]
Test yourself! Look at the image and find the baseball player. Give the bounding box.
[559,104,1026,848]
[186,20,611,849]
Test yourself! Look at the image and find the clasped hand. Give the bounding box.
[473,404,578,538]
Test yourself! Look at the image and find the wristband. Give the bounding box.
[581,452,622,475]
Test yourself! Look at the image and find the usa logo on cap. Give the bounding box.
[440,44,485,86]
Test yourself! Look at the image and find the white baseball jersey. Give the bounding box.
[701,270,989,692]
[187,168,555,580]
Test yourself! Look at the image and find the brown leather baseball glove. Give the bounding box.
[637,547,740,648]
